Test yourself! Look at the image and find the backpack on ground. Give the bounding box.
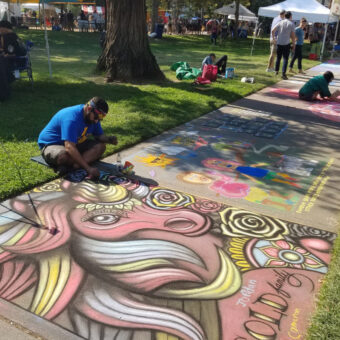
[202,64,218,82]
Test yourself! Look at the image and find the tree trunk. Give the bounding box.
[151,0,160,33]
[97,0,165,82]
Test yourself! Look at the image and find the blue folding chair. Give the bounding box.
[14,40,34,85]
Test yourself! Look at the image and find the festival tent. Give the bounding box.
[258,0,338,23]
[21,2,59,12]
[252,0,339,59]
[6,0,94,77]
[214,2,258,22]
[0,1,8,20]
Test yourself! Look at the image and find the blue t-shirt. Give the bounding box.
[295,27,305,46]
[202,56,213,70]
[38,104,103,149]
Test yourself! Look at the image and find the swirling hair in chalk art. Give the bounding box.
[0,173,335,340]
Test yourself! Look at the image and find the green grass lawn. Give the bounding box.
[0,32,319,200]
[0,29,338,340]
[306,232,340,340]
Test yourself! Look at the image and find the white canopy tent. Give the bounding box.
[21,3,59,12]
[258,0,338,23]
[0,1,8,20]
[252,0,339,59]
[214,2,258,22]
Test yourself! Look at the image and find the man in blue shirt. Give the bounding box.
[38,97,118,178]
[289,18,307,74]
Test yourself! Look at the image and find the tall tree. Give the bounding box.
[151,0,160,33]
[234,0,240,39]
[97,0,164,82]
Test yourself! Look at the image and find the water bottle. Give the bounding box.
[116,153,122,171]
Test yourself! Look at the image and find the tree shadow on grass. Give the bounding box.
[2,78,240,143]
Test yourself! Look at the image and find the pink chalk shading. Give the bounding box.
[309,102,340,122]
[269,88,299,98]
[218,268,322,339]
[4,203,71,254]
[70,204,211,240]
[0,260,37,300]
[0,227,39,263]
[299,238,332,264]
[210,180,250,198]
[110,268,202,292]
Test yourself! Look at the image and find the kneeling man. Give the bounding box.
[38,97,117,178]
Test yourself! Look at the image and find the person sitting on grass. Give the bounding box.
[201,53,216,70]
[299,71,340,101]
[201,53,228,75]
[38,97,118,178]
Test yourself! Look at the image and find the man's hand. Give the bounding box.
[86,166,100,179]
[331,90,340,99]
[107,136,118,145]
[96,135,118,145]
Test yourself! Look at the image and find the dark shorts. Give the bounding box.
[41,139,100,167]
[299,92,315,101]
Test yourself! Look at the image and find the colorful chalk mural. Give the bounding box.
[137,134,331,213]
[0,174,336,339]
[269,88,299,99]
[309,102,340,122]
[268,87,340,123]
[199,115,288,139]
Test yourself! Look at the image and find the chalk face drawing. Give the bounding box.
[177,171,213,185]
[0,174,336,339]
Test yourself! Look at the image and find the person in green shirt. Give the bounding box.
[299,71,340,101]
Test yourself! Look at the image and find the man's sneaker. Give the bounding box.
[281,74,288,80]
[275,71,279,76]
[288,68,296,73]
[266,68,275,72]
[298,70,306,74]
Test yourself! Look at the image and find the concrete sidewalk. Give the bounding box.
[105,62,340,232]
[0,61,339,339]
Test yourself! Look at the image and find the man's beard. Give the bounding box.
[84,114,93,125]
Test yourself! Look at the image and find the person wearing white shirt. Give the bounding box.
[266,10,285,72]
[272,11,296,80]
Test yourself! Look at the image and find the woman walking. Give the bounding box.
[289,18,307,74]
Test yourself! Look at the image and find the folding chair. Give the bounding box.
[14,40,34,85]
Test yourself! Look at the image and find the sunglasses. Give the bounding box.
[92,107,106,120]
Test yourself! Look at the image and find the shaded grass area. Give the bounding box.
[0,32,319,200]
[307,231,340,340]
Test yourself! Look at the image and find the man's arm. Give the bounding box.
[290,30,296,50]
[271,24,278,42]
[95,134,118,145]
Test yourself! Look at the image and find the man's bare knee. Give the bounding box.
[57,151,71,165]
